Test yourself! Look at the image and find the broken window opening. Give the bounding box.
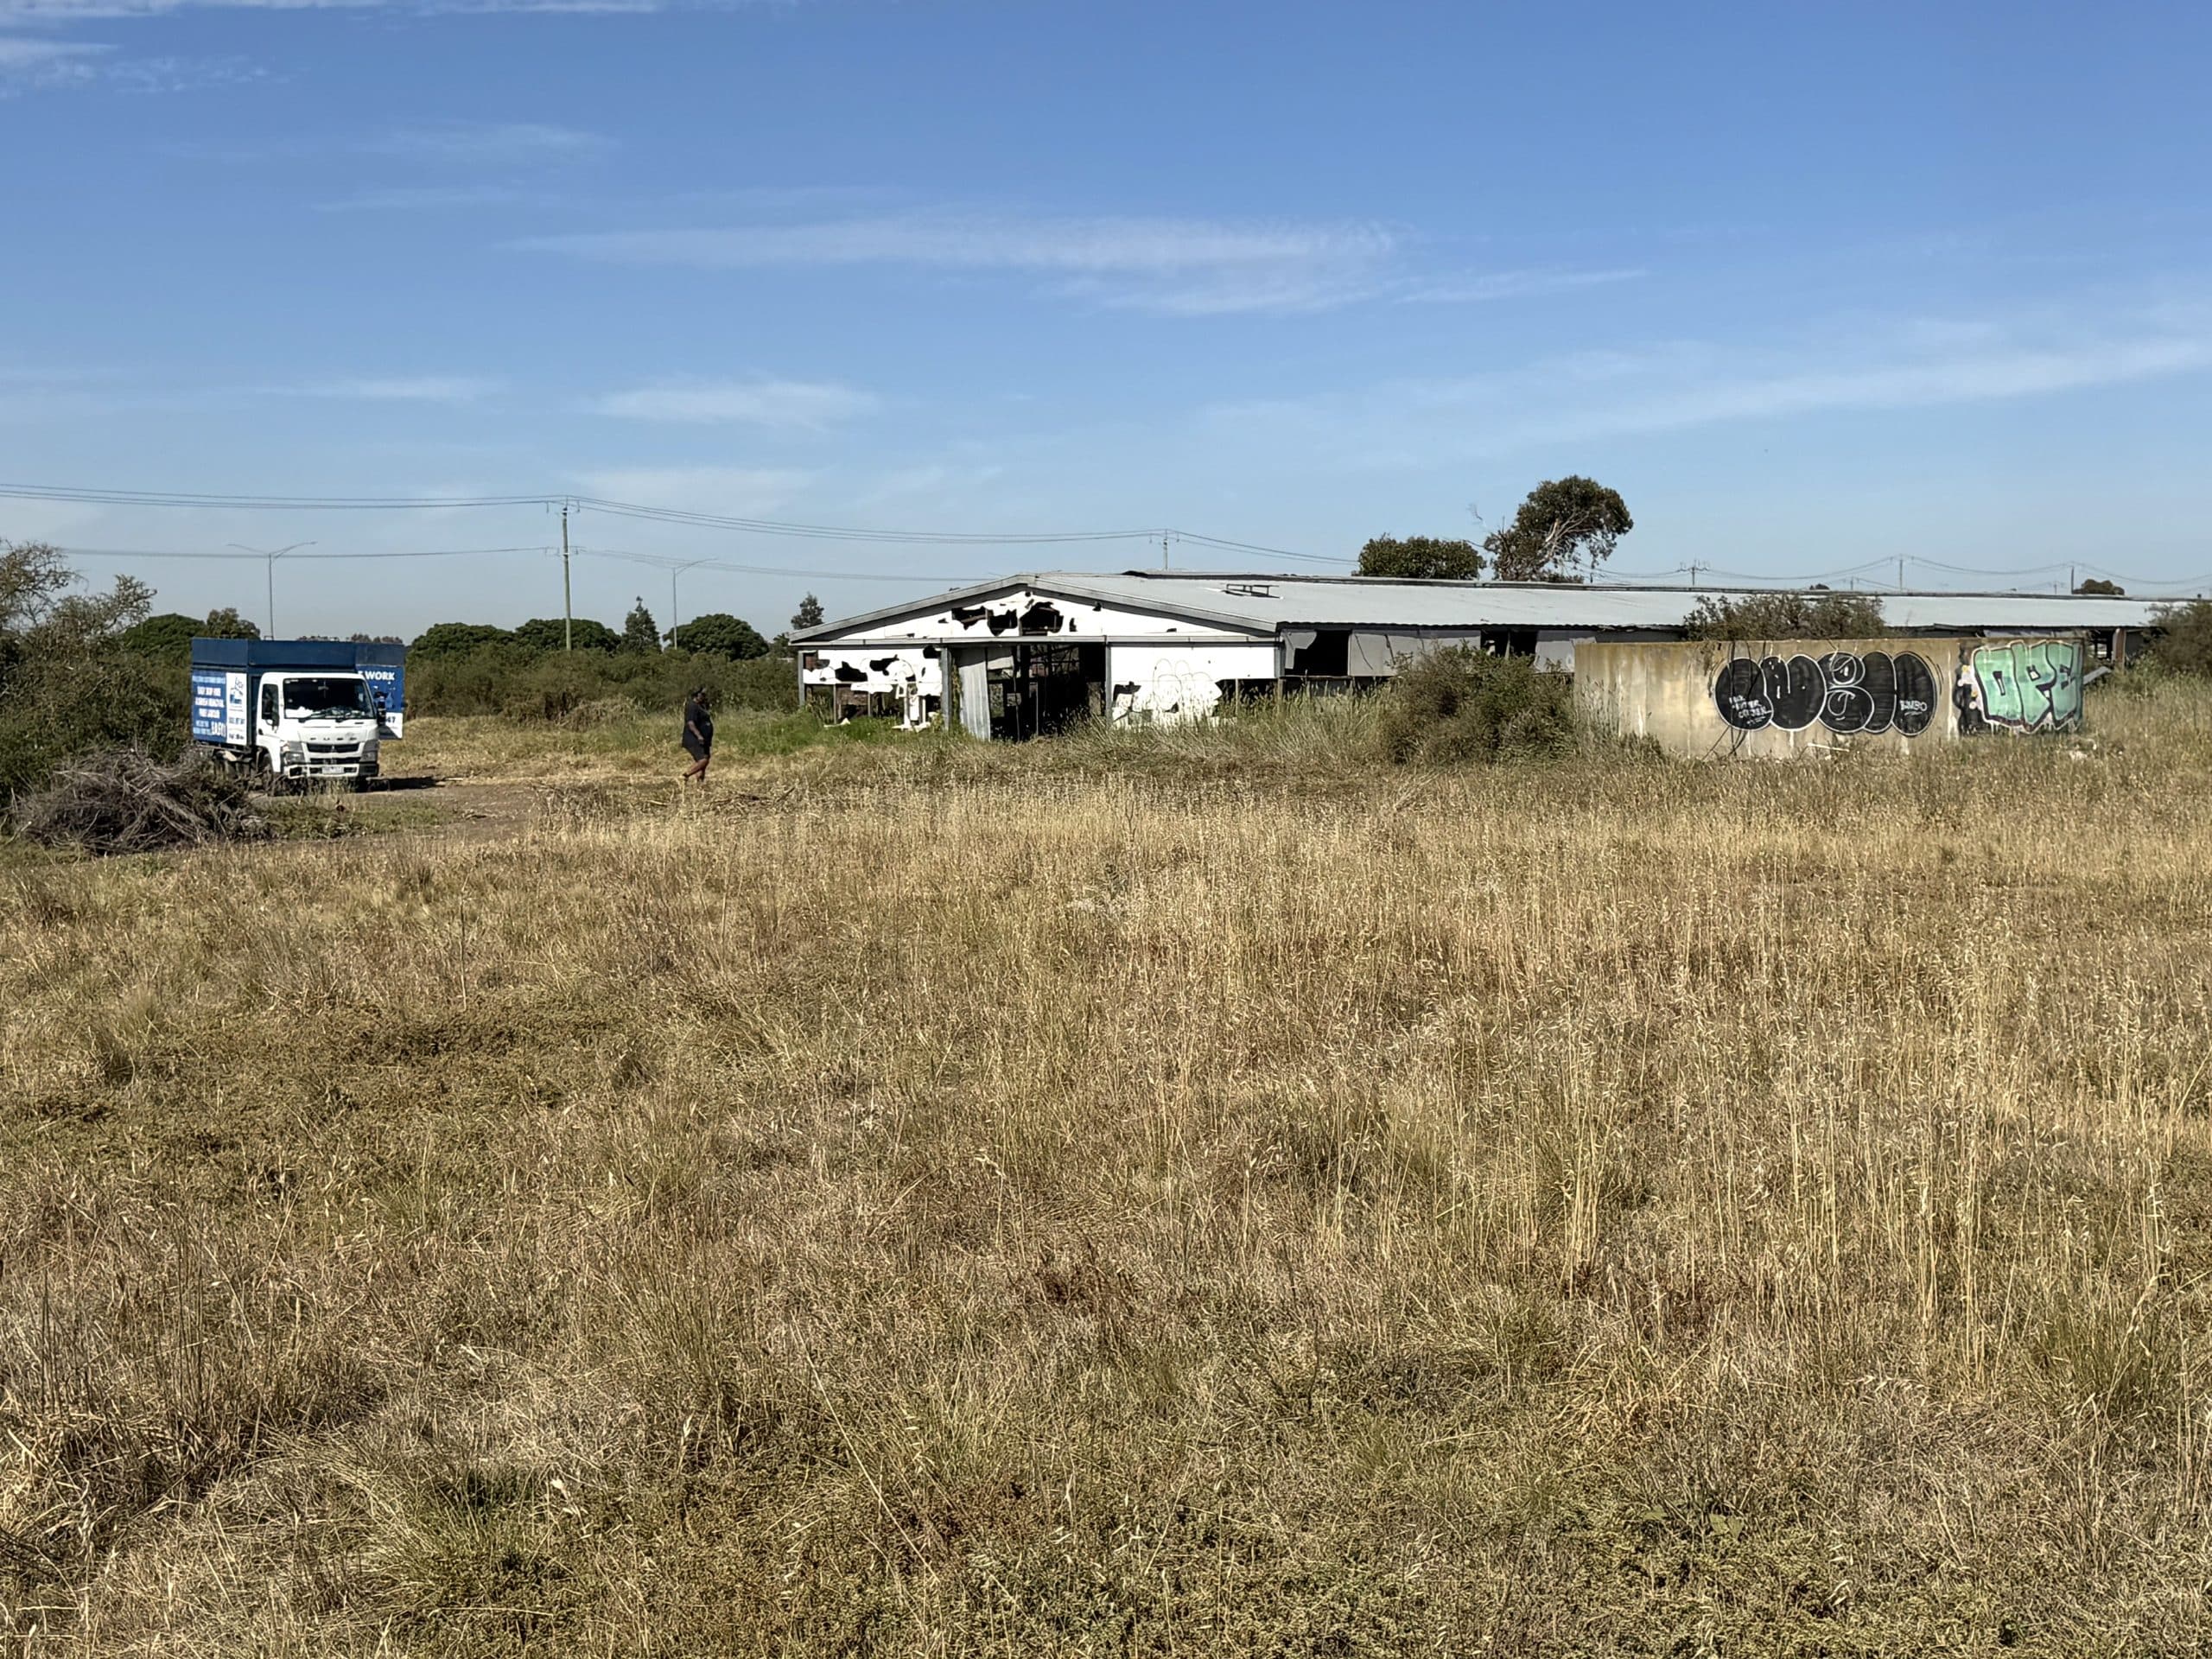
[1287,629,1349,677]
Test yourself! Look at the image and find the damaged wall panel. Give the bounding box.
[799,647,944,696]
[817,585,1256,647]
[1106,642,1279,725]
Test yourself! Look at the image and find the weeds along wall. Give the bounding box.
[1577,636,2088,759]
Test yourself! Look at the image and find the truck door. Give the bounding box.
[259,680,279,741]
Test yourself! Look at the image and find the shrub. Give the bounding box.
[1,543,185,800]
[1357,536,1484,580]
[408,645,533,716]
[119,607,260,659]
[499,652,622,722]
[1685,589,1886,640]
[1374,647,1576,765]
[2152,600,2212,677]
[671,613,772,660]
[512,616,621,655]
[410,622,519,658]
[404,642,800,721]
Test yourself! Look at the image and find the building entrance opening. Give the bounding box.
[986,641,1104,740]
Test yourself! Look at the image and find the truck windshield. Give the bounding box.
[280,677,372,719]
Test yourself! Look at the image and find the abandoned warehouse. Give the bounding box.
[789,571,2167,739]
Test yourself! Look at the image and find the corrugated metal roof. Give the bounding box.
[797,570,2182,642]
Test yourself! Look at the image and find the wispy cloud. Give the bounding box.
[525,214,1394,275]
[0,1,677,18]
[364,120,609,168]
[522,209,1643,318]
[0,35,104,91]
[587,377,877,429]
[1,2,694,96]
[315,183,554,213]
[524,212,1408,316]
[1397,267,1648,305]
[293,376,503,403]
[1199,301,2212,465]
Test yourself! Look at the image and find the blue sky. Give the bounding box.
[3,0,2209,637]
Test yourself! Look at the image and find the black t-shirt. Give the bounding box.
[684,700,713,749]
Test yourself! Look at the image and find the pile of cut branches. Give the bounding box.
[12,750,270,855]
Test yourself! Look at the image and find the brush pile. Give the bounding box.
[12,749,270,855]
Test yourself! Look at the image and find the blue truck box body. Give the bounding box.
[188,639,408,746]
[353,643,407,738]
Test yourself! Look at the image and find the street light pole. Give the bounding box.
[227,542,315,636]
[670,559,706,648]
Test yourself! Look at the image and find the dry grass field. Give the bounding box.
[5,681,2212,1655]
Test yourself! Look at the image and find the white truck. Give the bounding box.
[189,639,405,788]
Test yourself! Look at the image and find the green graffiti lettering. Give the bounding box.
[1974,645,2025,727]
[1965,640,2083,734]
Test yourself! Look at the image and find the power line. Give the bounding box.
[57,539,2212,594]
[16,478,2209,592]
[572,546,976,583]
[56,543,558,562]
[3,475,1349,560]
[572,496,1161,547]
[55,542,977,584]
[0,483,550,512]
[1,479,1164,548]
[1168,531,1352,567]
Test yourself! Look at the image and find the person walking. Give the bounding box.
[681,687,714,785]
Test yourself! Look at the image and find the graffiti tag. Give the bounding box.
[1955,639,2082,734]
[1713,650,1938,737]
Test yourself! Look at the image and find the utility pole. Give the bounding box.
[1687,561,1703,588]
[228,541,314,637]
[1162,531,1170,570]
[562,504,573,652]
[670,559,706,648]
[1897,556,1907,593]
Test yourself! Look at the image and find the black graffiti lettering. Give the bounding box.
[1892,652,1936,736]
[1861,652,1897,734]
[1817,651,1872,733]
[1764,655,1824,730]
[1713,657,1772,728]
[1716,650,1939,738]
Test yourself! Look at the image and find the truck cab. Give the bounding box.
[251,671,383,783]
[191,639,404,788]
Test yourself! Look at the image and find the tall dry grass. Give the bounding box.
[3,680,2210,1654]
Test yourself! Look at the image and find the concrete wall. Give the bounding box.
[1576,636,2086,759]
